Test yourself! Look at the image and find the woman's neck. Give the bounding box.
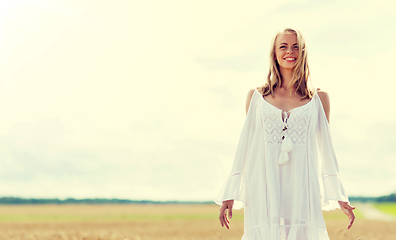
[280,68,294,92]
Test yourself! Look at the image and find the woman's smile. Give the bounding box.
[284,57,296,62]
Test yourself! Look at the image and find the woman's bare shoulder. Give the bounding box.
[316,88,330,121]
[316,88,330,106]
[245,87,263,114]
[247,87,262,100]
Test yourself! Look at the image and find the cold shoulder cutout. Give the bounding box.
[246,87,264,114]
[245,89,255,114]
[317,89,330,123]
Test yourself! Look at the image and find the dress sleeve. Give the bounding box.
[214,90,262,210]
[315,94,349,211]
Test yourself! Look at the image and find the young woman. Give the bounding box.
[215,28,355,240]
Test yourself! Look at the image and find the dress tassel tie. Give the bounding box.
[279,111,293,164]
[279,137,293,164]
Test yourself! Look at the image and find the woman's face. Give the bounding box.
[275,32,299,70]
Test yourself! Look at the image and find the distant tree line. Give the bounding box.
[0,197,214,205]
[0,193,394,204]
[349,193,396,203]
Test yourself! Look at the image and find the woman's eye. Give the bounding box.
[280,46,286,49]
[294,46,299,49]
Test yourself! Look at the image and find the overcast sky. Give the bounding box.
[0,0,395,201]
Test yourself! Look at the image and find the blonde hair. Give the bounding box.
[260,28,313,99]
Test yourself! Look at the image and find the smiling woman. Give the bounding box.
[264,28,312,101]
[215,28,355,240]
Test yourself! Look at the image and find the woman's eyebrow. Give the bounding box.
[279,43,298,45]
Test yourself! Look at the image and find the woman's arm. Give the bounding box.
[219,87,260,229]
[317,89,356,229]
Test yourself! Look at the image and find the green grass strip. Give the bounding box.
[373,203,396,216]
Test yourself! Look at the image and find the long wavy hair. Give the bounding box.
[260,28,313,99]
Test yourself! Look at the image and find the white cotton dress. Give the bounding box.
[214,89,349,240]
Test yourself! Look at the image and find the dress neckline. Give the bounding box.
[254,88,316,113]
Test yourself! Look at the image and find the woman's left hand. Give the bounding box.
[338,201,356,229]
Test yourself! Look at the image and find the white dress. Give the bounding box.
[214,89,349,240]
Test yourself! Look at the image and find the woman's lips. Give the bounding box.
[284,57,296,62]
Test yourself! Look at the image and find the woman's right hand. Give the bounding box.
[219,199,234,229]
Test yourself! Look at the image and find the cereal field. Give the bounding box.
[0,204,394,240]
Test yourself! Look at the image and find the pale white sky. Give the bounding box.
[0,0,395,201]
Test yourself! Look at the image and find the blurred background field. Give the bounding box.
[1,1,395,239]
[0,203,394,240]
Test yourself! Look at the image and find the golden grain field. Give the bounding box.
[0,204,393,240]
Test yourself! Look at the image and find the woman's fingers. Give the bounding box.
[344,204,355,229]
[338,201,356,229]
[219,215,227,228]
[348,218,354,229]
[343,202,355,210]
[225,212,230,224]
[219,208,230,229]
[348,210,355,229]
[228,207,233,219]
[223,212,230,229]
[219,211,229,229]
[219,200,234,229]
[219,207,225,227]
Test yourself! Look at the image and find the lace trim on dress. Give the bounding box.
[259,90,314,147]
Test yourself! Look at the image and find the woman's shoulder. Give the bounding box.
[245,87,263,114]
[316,88,330,121]
[316,88,330,106]
[247,87,264,96]
[316,88,329,100]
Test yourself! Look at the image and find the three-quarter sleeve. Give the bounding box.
[316,95,349,211]
[214,90,262,210]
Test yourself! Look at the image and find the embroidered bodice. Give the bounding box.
[261,95,313,146]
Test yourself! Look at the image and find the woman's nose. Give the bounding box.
[286,48,294,54]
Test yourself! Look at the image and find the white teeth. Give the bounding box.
[285,58,295,60]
